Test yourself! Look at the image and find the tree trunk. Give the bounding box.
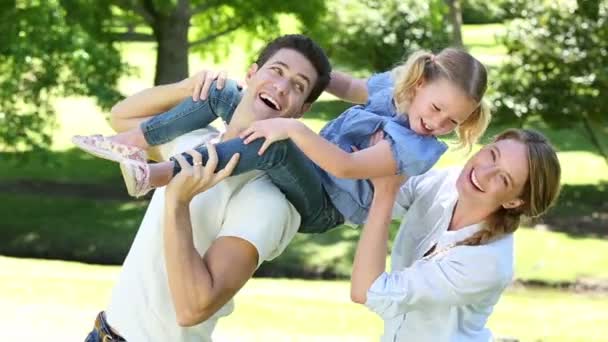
[152,13,190,85]
[445,0,463,47]
[582,115,608,167]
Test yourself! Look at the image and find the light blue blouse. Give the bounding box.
[319,72,447,224]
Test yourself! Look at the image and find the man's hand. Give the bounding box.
[178,69,229,101]
[165,145,240,205]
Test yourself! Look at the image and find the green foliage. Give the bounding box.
[311,0,451,73]
[462,0,506,24]
[189,0,326,62]
[492,0,608,127]
[0,1,125,151]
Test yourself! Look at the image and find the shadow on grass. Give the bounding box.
[257,221,401,279]
[0,194,147,265]
[539,182,608,239]
[0,148,122,184]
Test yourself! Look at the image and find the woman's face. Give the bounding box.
[456,139,530,212]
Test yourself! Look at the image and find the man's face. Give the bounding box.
[456,139,530,211]
[243,48,318,121]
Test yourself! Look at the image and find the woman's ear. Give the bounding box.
[502,198,524,210]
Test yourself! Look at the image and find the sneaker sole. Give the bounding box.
[120,162,138,197]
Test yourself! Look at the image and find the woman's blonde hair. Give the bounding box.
[392,48,490,151]
[457,129,562,246]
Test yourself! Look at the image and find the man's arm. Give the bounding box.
[109,70,227,133]
[326,71,369,104]
[163,147,251,326]
[164,203,258,326]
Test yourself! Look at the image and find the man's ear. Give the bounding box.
[245,63,259,84]
[502,198,524,210]
[294,102,312,119]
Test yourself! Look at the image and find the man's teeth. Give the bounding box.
[470,169,485,192]
[260,93,280,111]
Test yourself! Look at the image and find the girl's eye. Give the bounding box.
[432,104,440,111]
[450,119,458,125]
[490,149,497,162]
[501,175,508,187]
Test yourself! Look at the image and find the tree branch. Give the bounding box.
[191,1,219,15]
[188,23,243,47]
[112,31,156,42]
[112,0,156,25]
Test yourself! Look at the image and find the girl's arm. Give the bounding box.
[326,71,369,104]
[240,119,398,179]
[351,174,403,303]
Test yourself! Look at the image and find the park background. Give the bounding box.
[1,0,607,341]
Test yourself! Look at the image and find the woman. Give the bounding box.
[351,129,562,341]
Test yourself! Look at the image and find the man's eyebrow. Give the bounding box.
[494,145,515,185]
[270,61,311,88]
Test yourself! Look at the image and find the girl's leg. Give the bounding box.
[140,80,241,146]
[72,80,240,163]
[171,138,345,233]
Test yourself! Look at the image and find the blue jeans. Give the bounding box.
[140,80,241,145]
[172,138,344,234]
[84,311,126,341]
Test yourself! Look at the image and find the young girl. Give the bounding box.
[74,48,490,233]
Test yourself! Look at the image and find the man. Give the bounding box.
[84,34,331,341]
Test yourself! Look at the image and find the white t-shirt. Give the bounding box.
[105,129,301,341]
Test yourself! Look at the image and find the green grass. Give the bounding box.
[1,256,606,341]
[462,23,508,66]
[515,228,608,282]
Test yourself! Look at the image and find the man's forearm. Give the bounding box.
[110,82,192,132]
[112,82,191,119]
[163,201,215,323]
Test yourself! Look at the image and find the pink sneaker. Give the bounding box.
[120,159,153,197]
[72,134,147,163]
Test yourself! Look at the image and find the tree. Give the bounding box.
[492,0,608,164]
[2,1,325,151]
[444,0,463,47]
[0,1,125,151]
[62,0,326,85]
[313,0,450,73]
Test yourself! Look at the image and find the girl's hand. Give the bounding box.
[179,69,229,101]
[240,118,299,155]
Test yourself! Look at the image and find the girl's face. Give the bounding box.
[407,78,478,136]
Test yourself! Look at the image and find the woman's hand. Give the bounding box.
[240,118,301,155]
